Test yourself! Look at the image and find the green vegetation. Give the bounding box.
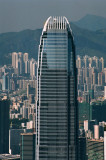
[73,14,106,31]
[0,23,106,66]
[0,29,41,65]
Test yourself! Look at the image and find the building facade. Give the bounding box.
[0,99,10,154]
[20,133,36,160]
[104,129,106,160]
[0,154,20,160]
[9,129,25,155]
[86,139,104,160]
[79,137,87,160]
[36,17,78,160]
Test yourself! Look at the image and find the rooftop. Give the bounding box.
[43,16,72,32]
[87,139,104,142]
[0,154,20,160]
[21,132,36,135]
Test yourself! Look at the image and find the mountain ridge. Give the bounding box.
[0,23,106,66]
[73,14,106,31]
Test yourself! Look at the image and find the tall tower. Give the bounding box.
[36,17,78,160]
[12,52,18,68]
[23,52,28,62]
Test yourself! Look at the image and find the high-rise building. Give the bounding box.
[12,52,27,75]
[2,73,10,91]
[9,129,25,155]
[104,86,106,99]
[104,127,106,160]
[23,53,28,62]
[12,52,18,68]
[76,56,82,68]
[90,101,106,122]
[79,137,87,160]
[84,120,89,132]
[100,57,104,72]
[36,17,78,159]
[30,59,37,78]
[25,60,30,74]
[18,52,24,75]
[0,98,10,154]
[20,133,36,160]
[83,55,89,68]
[94,125,99,139]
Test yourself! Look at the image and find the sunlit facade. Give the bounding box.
[36,16,78,160]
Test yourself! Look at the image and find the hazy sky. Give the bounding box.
[0,0,106,33]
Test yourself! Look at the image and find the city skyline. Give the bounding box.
[0,0,106,157]
[0,25,106,160]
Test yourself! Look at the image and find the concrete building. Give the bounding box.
[12,52,18,69]
[23,53,28,62]
[2,74,10,91]
[84,120,89,132]
[104,86,106,100]
[94,125,99,139]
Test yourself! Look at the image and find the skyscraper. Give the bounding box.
[0,98,10,154]
[2,73,10,91]
[36,17,78,160]
[20,133,36,160]
[23,52,28,62]
[12,52,18,68]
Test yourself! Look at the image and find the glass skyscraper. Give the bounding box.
[36,17,78,160]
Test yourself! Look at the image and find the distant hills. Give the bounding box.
[0,29,42,65]
[73,14,106,31]
[0,19,106,66]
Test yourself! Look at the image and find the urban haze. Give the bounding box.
[0,0,106,33]
[0,0,106,160]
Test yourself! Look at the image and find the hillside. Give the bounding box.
[0,23,106,66]
[73,14,106,31]
[0,29,42,65]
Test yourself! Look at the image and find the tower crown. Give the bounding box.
[43,16,72,33]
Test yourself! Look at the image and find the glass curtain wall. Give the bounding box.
[36,17,78,160]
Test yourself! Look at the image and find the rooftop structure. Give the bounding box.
[0,154,20,160]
